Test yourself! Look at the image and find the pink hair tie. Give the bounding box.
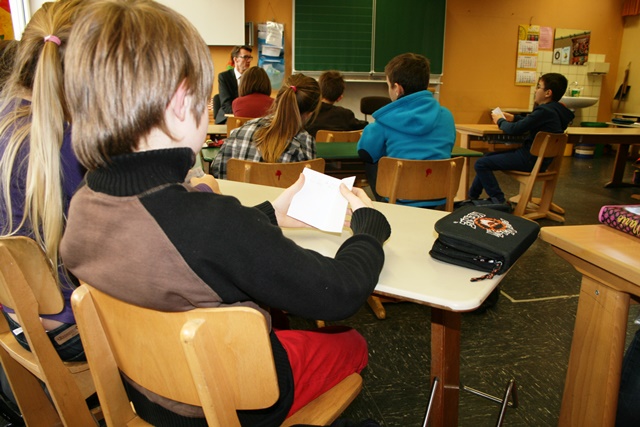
[44,35,61,46]
[290,85,297,93]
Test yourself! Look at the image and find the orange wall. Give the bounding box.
[443,0,625,124]
[209,0,626,124]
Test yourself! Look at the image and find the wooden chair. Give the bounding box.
[360,96,391,121]
[226,158,325,188]
[367,156,465,319]
[0,236,98,426]
[71,283,363,427]
[226,116,253,136]
[315,129,363,143]
[502,132,569,222]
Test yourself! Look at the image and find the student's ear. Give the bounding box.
[393,83,404,98]
[168,80,190,122]
[337,94,344,103]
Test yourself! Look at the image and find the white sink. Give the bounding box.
[560,96,599,109]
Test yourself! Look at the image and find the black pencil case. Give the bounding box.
[429,206,540,281]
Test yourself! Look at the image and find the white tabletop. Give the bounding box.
[217,179,503,312]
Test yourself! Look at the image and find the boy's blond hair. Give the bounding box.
[65,0,213,170]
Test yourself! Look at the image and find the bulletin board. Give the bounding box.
[293,0,446,75]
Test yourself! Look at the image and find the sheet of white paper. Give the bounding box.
[262,46,282,57]
[287,168,355,233]
[492,107,505,119]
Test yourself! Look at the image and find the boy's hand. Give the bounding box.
[340,185,374,228]
[491,111,514,124]
[190,174,221,194]
[340,184,373,211]
[272,174,309,228]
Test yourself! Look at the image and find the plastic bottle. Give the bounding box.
[569,81,583,97]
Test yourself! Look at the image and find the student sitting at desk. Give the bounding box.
[232,66,274,118]
[212,73,320,179]
[357,53,456,204]
[468,73,574,206]
[60,1,390,425]
[306,70,368,138]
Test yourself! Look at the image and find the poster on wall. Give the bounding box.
[258,21,285,90]
[515,24,539,86]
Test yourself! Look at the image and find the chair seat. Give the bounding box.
[281,373,362,427]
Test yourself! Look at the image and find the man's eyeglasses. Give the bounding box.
[237,55,253,60]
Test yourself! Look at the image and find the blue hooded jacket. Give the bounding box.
[357,90,456,163]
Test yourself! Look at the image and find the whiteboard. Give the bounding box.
[13,0,245,46]
[154,0,245,46]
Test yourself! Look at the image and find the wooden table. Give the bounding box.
[540,225,640,427]
[456,124,640,199]
[217,179,505,427]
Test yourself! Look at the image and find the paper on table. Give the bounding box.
[492,107,505,119]
[287,168,355,233]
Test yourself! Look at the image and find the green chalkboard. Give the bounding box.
[294,0,446,75]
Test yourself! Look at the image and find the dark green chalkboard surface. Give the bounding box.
[294,0,446,75]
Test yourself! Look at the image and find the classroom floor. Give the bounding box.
[287,148,640,427]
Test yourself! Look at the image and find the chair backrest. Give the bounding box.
[226,116,253,136]
[226,158,326,188]
[529,131,568,173]
[360,96,391,120]
[375,157,464,210]
[315,129,363,143]
[71,284,279,427]
[0,236,97,426]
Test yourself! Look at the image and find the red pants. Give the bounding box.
[275,327,368,417]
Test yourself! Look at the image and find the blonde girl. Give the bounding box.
[212,73,321,179]
[0,0,86,361]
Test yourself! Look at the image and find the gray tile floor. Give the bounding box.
[289,148,640,427]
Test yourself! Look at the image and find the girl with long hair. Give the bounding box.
[212,73,320,179]
[0,0,86,361]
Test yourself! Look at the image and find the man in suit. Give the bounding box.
[216,45,253,124]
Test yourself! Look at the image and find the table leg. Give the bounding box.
[604,144,631,188]
[430,308,461,427]
[559,274,629,427]
[458,134,471,200]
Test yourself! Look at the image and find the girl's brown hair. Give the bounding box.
[238,66,271,97]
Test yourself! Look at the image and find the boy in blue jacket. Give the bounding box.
[357,53,456,205]
[468,73,574,205]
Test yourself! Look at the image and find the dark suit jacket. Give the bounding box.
[216,68,238,124]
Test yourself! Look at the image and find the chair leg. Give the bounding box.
[461,378,518,427]
[367,296,386,320]
[0,347,61,426]
[422,376,439,427]
[496,379,518,427]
